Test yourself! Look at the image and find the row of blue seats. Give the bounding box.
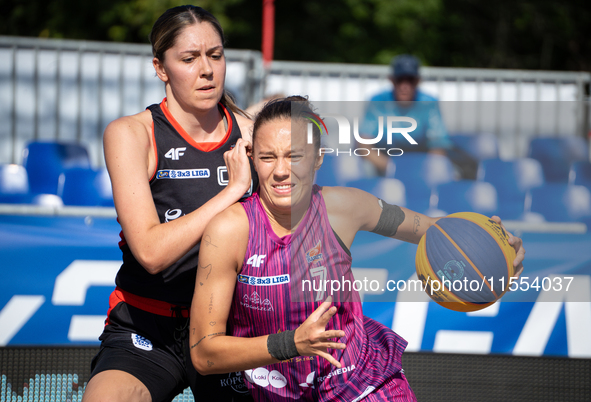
[0,142,113,207]
[1,138,590,218]
[315,153,591,223]
[450,133,589,183]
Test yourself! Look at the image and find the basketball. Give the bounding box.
[415,212,516,312]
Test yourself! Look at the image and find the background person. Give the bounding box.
[82,5,256,402]
[359,54,476,178]
[189,96,525,401]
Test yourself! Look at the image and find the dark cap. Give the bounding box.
[391,54,420,78]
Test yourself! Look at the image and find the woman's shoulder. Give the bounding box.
[210,202,249,231]
[206,202,250,245]
[104,109,153,139]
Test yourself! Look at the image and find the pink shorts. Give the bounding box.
[365,370,417,402]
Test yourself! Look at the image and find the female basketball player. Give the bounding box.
[189,96,525,401]
[82,6,256,402]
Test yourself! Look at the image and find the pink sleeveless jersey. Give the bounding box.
[228,185,410,401]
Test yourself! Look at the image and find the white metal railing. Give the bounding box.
[1,36,590,165]
[0,36,263,166]
[267,60,590,102]
[266,61,591,158]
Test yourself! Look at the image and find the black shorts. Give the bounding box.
[90,301,252,402]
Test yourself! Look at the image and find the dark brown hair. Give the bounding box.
[149,5,247,117]
[252,95,322,152]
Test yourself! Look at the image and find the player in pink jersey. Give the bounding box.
[189,96,525,401]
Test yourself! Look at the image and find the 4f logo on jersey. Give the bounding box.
[305,241,323,263]
[247,254,266,268]
[165,147,186,160]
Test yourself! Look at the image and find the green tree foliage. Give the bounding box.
[0,0,252,43]
[1,0,589,71]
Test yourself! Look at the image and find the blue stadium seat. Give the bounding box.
[569,161,591,192]
[31,193,64,207]
[450,133,499,161]
[477,158,544,219]
[345,177,406,207]
[315,153,376,187]
[22,141,91,195]
[436,180,498,216]
[529,183,591,222]
[385,153,456,212]
[527,137,589,183]
[0,164,31,203]
[58,167,114,207]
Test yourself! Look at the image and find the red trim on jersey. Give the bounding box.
[117,217,127,247]
[105,286,189,325]
[149,120,158,182]
[116,217,127,247]
[159,98,233,153]
[118,231,126,247]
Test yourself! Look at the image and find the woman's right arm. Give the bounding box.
[189,205,346,375]
[103,114,253,274]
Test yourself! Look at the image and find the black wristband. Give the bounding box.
[267,330,299,361]
[371,199,406,237]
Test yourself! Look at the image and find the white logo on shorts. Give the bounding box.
[251,367,270,387]
[268,370,287,389]
[244,368,287,389]
[299,371,316,389]
[352,386,376,402]
[131,333,153,351]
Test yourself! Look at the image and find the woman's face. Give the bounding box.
[253,117,322,217]
[154,22,226,112]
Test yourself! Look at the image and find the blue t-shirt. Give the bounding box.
[359,89,452,151]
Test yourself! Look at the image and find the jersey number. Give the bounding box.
[310,266,327,302]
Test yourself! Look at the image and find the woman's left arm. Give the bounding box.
[324,186,525,275]
[324,186,438,247]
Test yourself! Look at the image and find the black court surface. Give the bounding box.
[1,347,590,401]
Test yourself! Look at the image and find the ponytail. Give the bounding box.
[220,91,250,119]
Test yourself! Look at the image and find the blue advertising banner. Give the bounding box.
[0,214,121,345]
[1,213,590,359]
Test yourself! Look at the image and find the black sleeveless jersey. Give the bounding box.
[115,99,258,306]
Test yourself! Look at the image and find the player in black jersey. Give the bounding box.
[82,6,256,402]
